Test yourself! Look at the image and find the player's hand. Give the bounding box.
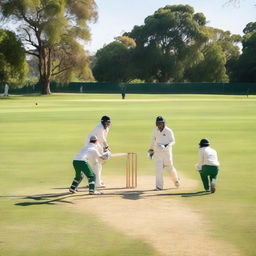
[195,164,201,171]
[104,146,111,152]
[148,149,154,159]
[157,144,165,151]
[102,150,111,160]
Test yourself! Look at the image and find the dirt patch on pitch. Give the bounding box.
[68,175,241,256]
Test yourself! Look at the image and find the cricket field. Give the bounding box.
[0,93,255,256]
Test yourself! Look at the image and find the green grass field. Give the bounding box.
[0,93,255,256]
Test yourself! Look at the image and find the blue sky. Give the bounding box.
[85,0,256,53]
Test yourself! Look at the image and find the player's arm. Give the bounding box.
[148,130,156,155]
[167,129,175,147]
[102,131,110,151]
[94,147,111,160]
[196,150,204,171]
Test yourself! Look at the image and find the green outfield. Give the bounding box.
[0,93,255,256]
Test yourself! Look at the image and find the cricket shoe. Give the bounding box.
[89,190,104,195]
[69,188,77,194]
[154,186,163,191]
[175,180,180,188]
[97,183,106,188]
[210,183,216,193]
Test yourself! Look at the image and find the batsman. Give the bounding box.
[85,115,111,188]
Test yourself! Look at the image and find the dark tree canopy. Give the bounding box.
[234,22,256,82]
[0,29,28,85]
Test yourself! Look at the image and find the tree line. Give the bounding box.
[93,5,255,84]
[0,2,255,95]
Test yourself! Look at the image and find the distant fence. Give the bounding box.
[9,82,256,95]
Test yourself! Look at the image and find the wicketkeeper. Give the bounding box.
[195,139,220,193]
[69,135,111,195]
[85,115,111,188]
[148,116,180,190]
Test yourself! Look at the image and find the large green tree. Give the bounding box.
[185,27,241,82]
[125,5,208,82]
[185,42,229,82]
[0,29,28,85]
[0,0,97,94]
[93,36,136,82]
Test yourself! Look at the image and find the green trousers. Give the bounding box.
[199,165,219,191]
[70,160,96,192]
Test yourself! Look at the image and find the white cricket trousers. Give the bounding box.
[93,161,103,186]
[92,144,105,187]
[154,150,179,189]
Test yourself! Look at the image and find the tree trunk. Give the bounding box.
[158,71,169,82]
[39,47,51,95]
[40,76,51,95]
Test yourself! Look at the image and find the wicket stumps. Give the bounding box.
[126,152,137,188]
[111,152,137,188]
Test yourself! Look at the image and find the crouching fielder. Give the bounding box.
[195,139,220,193]
[148,116,180,190]
[69,135,111,195]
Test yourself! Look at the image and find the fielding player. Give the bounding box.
[69,135,110,195]
[2,83,9,96]
[85,116,111,188]
[195,139,220,193]
[148,116,180,190]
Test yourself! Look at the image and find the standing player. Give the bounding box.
[85,116,111,187]
[69,135,110,195]
[195,139,220,193]
[2,83,9,96]
[148,116,180,190]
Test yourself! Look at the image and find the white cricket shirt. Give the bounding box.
[197,146,220,170]
[150,126,175,152]
[74,143,101,162]
[85,123,109,148]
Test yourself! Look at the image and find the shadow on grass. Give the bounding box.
[142,190,211,198]
[15,192,77,206]
[13,189,211,206]
[52,186,127,191]
[108,190,211,200]
[181,191,211,197]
